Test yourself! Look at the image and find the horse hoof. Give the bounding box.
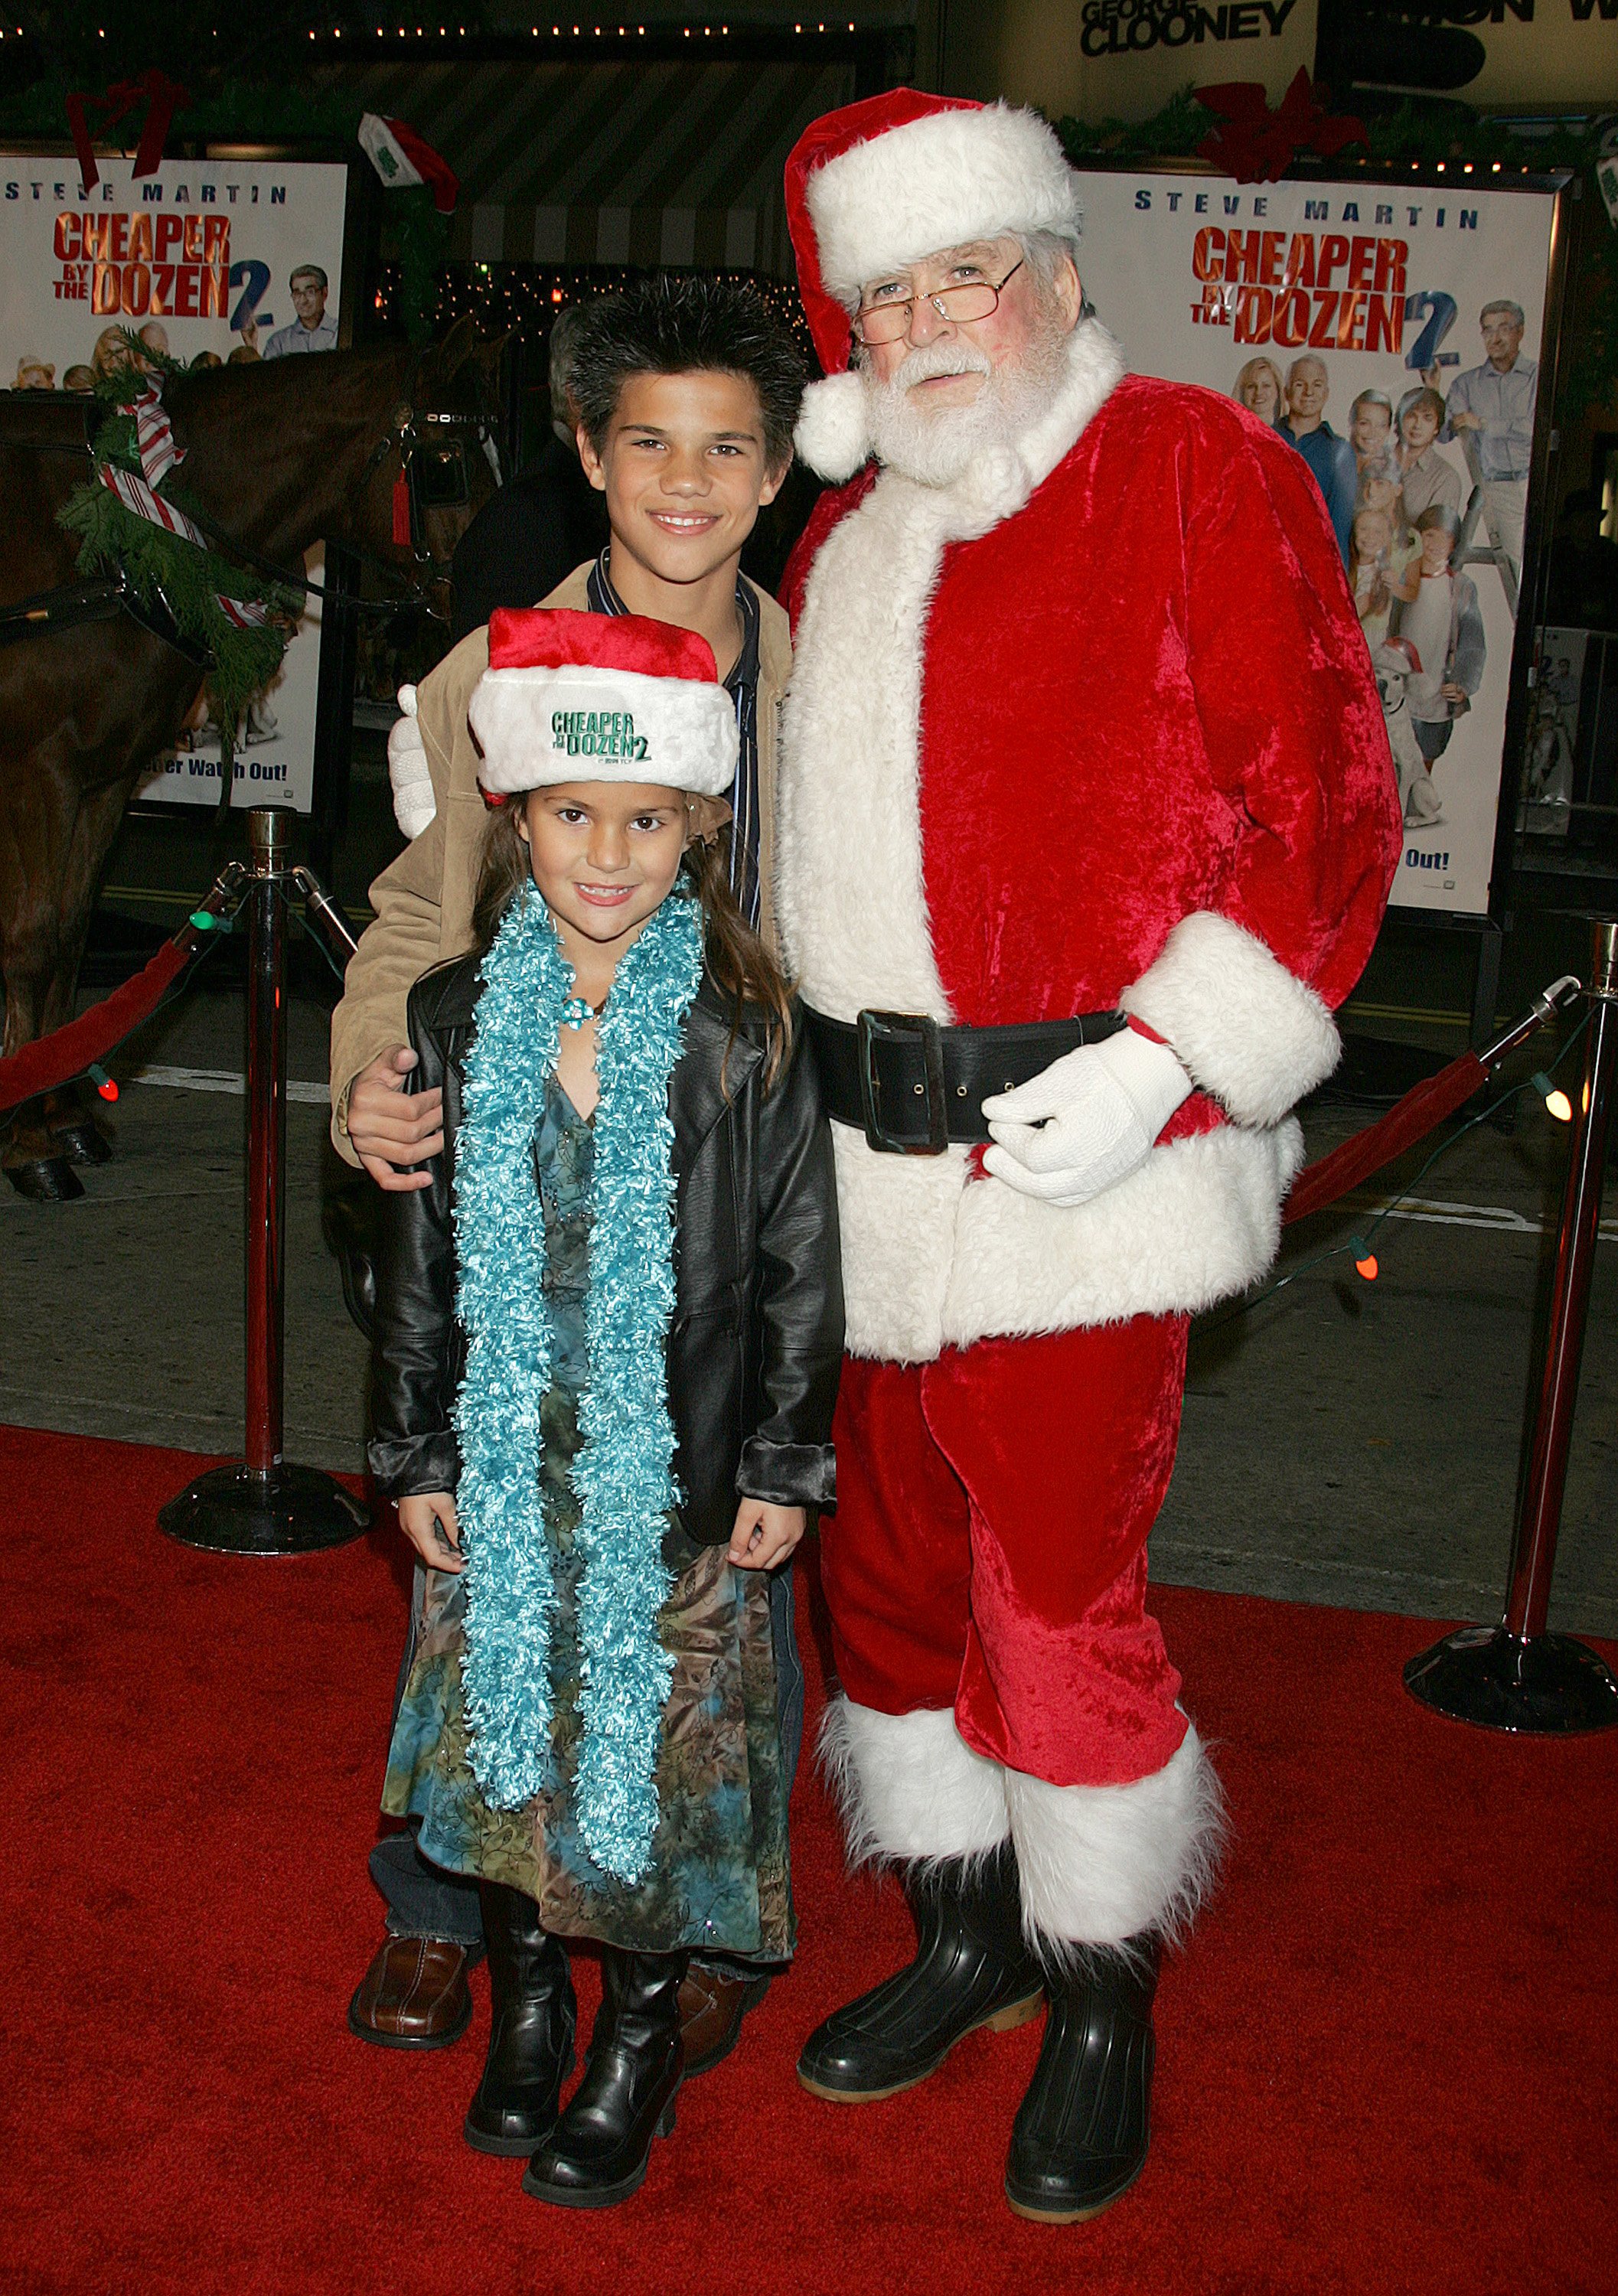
[5,1156,86,1202]
[49,1120,113,1166]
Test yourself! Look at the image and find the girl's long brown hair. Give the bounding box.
[470,798,794,1087]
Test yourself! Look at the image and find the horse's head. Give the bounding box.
[359,317,508,615]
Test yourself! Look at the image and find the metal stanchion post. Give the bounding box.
[246,803,289,1479]
[291,865,360,969]
[159,806,369,1557]
[1405,919,1618,1733]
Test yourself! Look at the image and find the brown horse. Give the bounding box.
[0,321,501,1198]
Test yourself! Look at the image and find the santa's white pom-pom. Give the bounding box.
[387,683,438,840]
[794,370,873,484]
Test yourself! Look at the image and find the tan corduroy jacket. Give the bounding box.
[329,560,792,1162]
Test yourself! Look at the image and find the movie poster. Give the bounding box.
[0,153,349,813]
[1070,168,1562,917]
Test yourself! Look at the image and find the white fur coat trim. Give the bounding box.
[944,1115,1305,1354]
[804,103,1083,307]
[1005,1725,1225,1949]
[820,1696,1011,1864]
[832,1115,1303,1362]
[1121,910,1342,1130]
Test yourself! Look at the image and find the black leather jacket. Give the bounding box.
[367,951,843,1546]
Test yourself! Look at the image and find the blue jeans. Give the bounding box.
[372,1557,806,1961]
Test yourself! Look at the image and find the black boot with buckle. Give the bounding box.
[797,1841,1044,2103]
[462,1882,576,2157]
[522,1948,687,2209]
[1003,1936,1159,2223]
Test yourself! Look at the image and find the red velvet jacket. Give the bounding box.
[775,324,1401,1365]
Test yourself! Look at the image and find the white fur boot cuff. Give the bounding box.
[820,1697,1010,1865]
[1004,1726,1225,1949]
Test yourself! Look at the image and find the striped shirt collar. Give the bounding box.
[584,549,763,927]
[585,548,758,690]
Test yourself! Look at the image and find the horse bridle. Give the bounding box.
[174,344,506,623]
[352,345,507,596]
[0,345,507,651]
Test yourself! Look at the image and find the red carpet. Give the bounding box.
[2,1422,1614,2296]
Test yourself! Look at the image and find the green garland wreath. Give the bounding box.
[55,338,303,742]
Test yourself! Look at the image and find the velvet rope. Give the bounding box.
[0,936,196,1115]
[1281,1050,1490,1228]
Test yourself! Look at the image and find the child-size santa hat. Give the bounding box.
[468,607,738,799]
[785,89,1085,483]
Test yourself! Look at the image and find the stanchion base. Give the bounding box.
[1404,1625,1618,1734]
[158,1462,370,1556]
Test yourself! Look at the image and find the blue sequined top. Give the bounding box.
[536,1071,593,1396]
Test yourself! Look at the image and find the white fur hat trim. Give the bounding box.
[469,660,738,798]
[805,101,1082,305]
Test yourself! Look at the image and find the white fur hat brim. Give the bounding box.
[805,101,1082,306]
[468,660,738,798]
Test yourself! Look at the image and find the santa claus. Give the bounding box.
[775,92,1401,2222]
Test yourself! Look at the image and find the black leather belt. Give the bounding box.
[804,1005,1125,1155]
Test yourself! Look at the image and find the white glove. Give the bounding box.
[387,684,437,840]
[981,1025,1193,1207]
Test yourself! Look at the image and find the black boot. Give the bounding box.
[797,1841,1043,2103]
[1003,1937,1158,2223]
[521,1949,687,2208]
[462,1883,576,2157]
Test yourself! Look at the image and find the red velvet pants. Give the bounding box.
[822,1318,1191,1790]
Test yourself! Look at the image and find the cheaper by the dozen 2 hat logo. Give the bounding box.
[551,710,652,763]
[1080,0,1304,57]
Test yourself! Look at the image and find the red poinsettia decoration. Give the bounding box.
[1195,70,1367,186]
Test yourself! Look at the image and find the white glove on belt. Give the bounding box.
[387,683,437,840]
[981,1023,1193,1206]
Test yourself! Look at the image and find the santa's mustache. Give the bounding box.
[879,341,994,394]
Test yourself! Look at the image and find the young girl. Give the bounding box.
[1349,503,1395,634]
[368,606,843,2210]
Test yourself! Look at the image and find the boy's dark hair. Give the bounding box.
[569,274,805,471]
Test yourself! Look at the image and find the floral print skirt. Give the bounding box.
[381,1387,793,1959]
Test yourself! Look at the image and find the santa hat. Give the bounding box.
[785,90,1085,482]
[469,608,738,800]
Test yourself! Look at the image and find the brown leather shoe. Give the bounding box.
[349,1936,475,2050]
[678,1965,771,2079]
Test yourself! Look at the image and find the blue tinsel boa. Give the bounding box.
[452,884,704,1883]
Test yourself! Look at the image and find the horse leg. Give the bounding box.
[0,928,85,1202]
[0,762,83,1199]
[43,777,139,1167]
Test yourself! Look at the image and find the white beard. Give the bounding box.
[860,325,1072,490]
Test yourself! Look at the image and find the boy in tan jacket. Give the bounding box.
[331,277,801,2079]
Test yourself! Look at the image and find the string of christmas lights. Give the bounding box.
[0,21,864,41]
[1201,1015,1591,1326]
[371,258,817,368]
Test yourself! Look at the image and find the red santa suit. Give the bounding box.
[776,91,1401,1953]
